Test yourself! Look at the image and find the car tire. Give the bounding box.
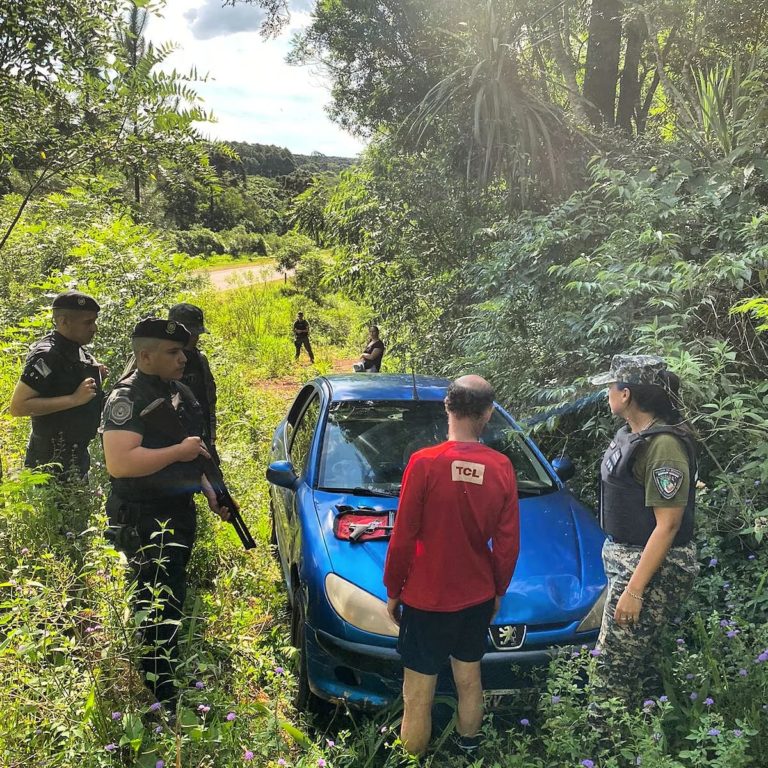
[290,584,327,714]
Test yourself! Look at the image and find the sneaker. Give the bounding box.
[455,734,481,754]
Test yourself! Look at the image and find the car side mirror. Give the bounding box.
[267,460,299,490]
[552,455,575,483]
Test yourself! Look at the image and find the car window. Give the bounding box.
[318,400,556,495]
[290,395,321,474]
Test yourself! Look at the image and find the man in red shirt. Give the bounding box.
[384,375,520,756]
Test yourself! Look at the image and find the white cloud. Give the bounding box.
[145,0,364,156]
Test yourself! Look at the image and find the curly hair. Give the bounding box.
[445,380,495,419]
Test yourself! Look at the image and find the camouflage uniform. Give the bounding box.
[588,354,700,706]
[591,539,698,703]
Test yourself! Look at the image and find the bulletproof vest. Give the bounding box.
[599,425,696,547]
[109,373,205,502]
[29,333,104,444]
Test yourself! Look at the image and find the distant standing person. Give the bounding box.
[168,303,220,464]
[358,325,384,372]
[383,375,520,756]
[588,354,699,710]
[293,311,315,363]
[9,291,105,479]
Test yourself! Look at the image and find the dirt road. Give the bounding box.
[202,260,290,290]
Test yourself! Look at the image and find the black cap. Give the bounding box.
[131,317,191,344]
[52,291,100,312]
[168,303,208,335]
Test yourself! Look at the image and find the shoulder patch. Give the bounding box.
[653,467,684,500]
[107,396,134,426]
[33,358,52,379]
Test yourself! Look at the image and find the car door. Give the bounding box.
[275,386,323,580]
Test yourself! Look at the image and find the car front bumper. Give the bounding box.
[306,624,598,710]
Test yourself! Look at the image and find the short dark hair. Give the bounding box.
[370,325,380,336]
[445,380,495,419]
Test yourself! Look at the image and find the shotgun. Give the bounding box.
[139,398,256,550]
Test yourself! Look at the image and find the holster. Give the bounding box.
[105,494,143,557]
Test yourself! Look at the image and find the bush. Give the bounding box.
[174,227,226,256]
[274,232,314,274]
[220,226,267,257]
[293,251,328,304]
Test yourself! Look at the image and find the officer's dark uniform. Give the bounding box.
[293,315,314,362]
[168,303,219,462]
[19,291,103,478]
[589,355,699,705]
[101,318,205,704]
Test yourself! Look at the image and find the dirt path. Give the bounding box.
[201,260,291,290]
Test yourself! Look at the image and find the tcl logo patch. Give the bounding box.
[451,460,486,485]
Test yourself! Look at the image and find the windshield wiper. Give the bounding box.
[318,486,400,497]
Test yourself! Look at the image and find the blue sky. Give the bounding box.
[147,0,365,157]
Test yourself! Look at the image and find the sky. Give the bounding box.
[146,0,365,157]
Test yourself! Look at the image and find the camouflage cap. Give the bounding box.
[168,302,208,335]
[589,354,668,387]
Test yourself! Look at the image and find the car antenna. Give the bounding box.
[410,357,419,400]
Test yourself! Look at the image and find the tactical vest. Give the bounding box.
[108,372,204,502]
[29,332,104,444]
[599,425,696,547]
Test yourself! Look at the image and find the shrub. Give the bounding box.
[220,226,267,257]
[174,227,226,256]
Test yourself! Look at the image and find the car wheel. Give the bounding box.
[290,585,327,714]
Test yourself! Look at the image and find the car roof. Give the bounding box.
[320,374,450,403]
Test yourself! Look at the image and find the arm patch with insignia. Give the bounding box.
[653,467,684,500]
[106,396,134,426]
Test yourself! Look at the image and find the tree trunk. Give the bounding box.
[549,5,590,125]
[616,16,645,135]
[582,0,623,128]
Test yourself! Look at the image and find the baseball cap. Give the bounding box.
[589,354,668,387]
[168,303,208,335]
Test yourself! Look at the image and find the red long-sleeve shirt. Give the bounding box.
[383,440,520,612]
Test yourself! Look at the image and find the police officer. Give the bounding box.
[168,303,220,464]
[9,290,104,479]
[101,317,228,706]
[292,311,315,363]
[589,354,699,706]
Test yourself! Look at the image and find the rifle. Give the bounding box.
[139,398,256,550]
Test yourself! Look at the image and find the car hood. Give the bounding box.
[314,488,606,627]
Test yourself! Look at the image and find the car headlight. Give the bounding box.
[325,573,399,638]
[576,586,608,632]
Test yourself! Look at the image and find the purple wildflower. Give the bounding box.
[111,711,122,720]
[739,668,748,676]
[704,697,714,707]
[551,695,561,704]
[708,728,721,736]
[318,760,327,768]
[278,761,287,767]
[590,649,601,657]
[156,762,165,768]
[244,750,254,762]
[757,652,768,663]
[708,558,718,567]
[581,761,595,768]
[719,619,730,627]
[727,630,739,638]
[686,673,695,680]
[274,666,284,675]
[659,695,669,703]
[734,729,743,738]
[690,692,698,701]
[197,704,210,714]
[643,699,655,709]
[154,726,163,735]
[195,681,205,689]
[326,739,335,747]
[149,702,162,712]
[676,638,685,645]
[226,712,236,721]
[105,744,117,752]
[520,718,530,727]
[20,548,29,556]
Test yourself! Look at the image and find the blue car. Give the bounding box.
[266,374,607,710]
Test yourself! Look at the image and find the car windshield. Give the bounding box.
[317,400,557,496]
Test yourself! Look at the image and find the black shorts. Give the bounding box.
[397,598,495,676]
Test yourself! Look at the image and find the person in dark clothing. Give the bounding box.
[101,317,228,707]
[292,311,314,363]
[168,303,219,464]
[9,291,105,479]
[357,325,384,372]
